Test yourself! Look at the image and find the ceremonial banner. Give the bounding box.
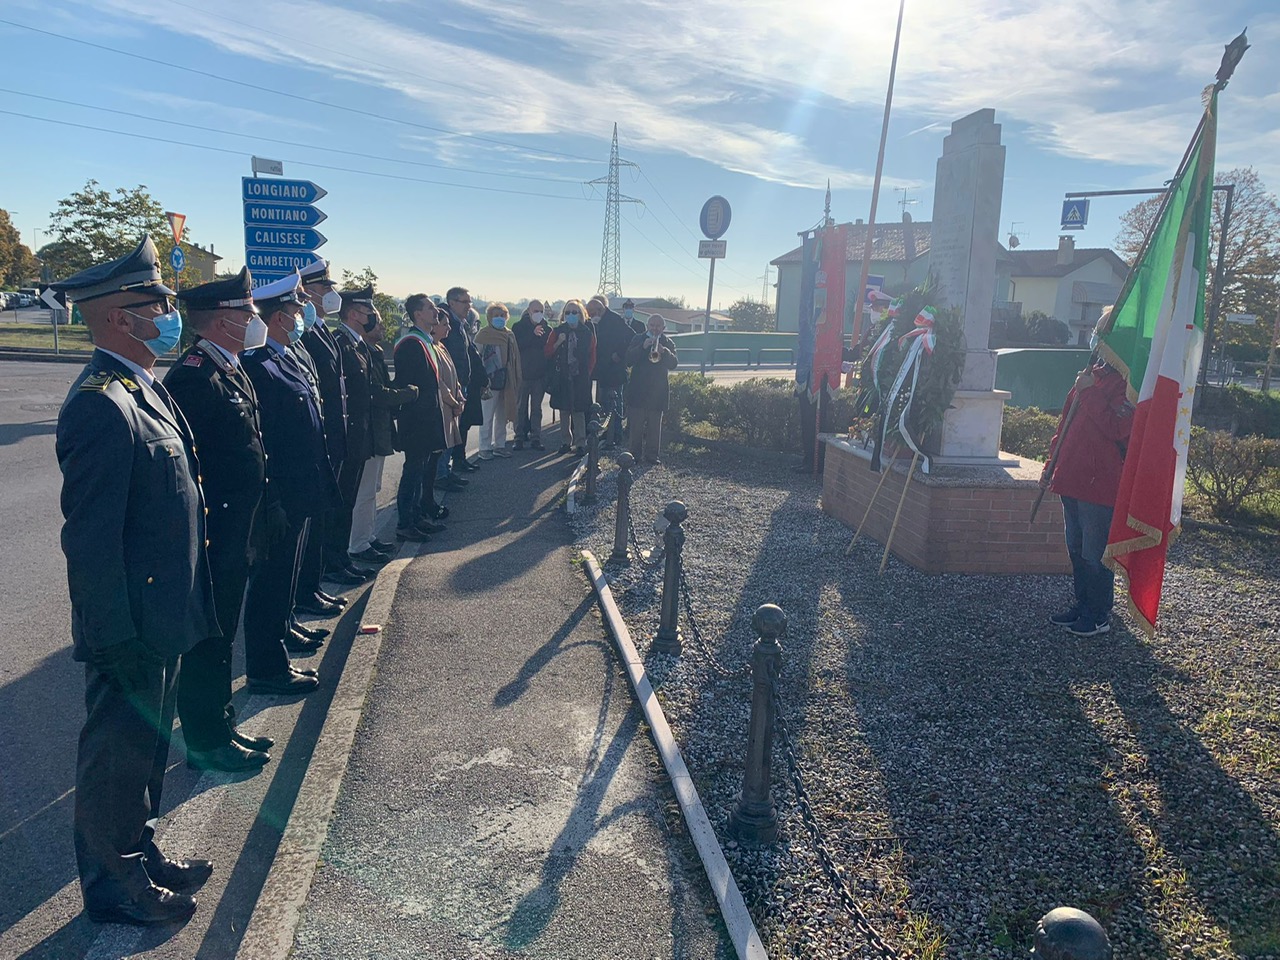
[795,232,819,393]
[812,223,849,396]
[1100,91,1217,636]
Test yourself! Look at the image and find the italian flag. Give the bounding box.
[1099,90,1218,636]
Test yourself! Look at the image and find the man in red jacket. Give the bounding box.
[1041,353,1135,637]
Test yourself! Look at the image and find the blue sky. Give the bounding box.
[1,0,1277,307]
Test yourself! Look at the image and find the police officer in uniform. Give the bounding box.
[327,286,376,571]
[241,273,331,695]
[53,235,217,925]
[165,267,273,772]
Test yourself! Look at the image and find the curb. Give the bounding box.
[581,550,767,960]
[233,535,427,960]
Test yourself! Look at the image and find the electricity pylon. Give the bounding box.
[588,123,641,299]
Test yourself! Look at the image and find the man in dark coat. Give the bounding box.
[395,294,450,539]
[325,286,376,576]
[53,235,218,925]
[165,267,273,773]
[241,273,332,697]
[545,302,597,455]
[624,313,679,464]
[587,296,632,448]
[442,286,482,477]
[510,299,551,450]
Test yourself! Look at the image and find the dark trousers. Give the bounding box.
[243,518,304,680]
[326,457,366,568]
[452,427,471,470]
[597,384,624,445]
[296,458,342,599]
[75,655,179,909]
[517,377,545,440]
[177,502,256,752]
[1061,496,1116,624]
[397,448,442,528]
[628,405,664,462]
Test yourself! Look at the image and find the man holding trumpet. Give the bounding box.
[623,313,679,465]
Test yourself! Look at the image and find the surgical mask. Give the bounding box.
[564,313,580,327]
[126,308,183,357]
[302,300,319,328]
[321,289,342,315]
[490,316,506,329]
[288,312,305,343]
[530,311,544,324]
[623,309,634,320]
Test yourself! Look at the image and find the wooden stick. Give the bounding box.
[844,442,900,555]
[879,450,920,575]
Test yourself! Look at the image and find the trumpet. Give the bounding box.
[649,337,661,363]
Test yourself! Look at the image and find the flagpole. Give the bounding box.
[852,0,906,346]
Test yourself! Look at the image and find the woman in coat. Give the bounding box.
[544,299,597,457]
[474,303,523,459]
[623,313,679,464]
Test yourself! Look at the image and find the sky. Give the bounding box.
[1,0,1278,308]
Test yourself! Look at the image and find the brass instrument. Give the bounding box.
[649,336,661,363]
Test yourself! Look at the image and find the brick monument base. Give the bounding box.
[821,436,1071,575]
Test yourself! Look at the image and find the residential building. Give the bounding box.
[1006,236,1128,345]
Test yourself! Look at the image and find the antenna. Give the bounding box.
[896,186,919,216]
[760,265,772,308]
[587,123,641,298]
[1006,220,1025,248]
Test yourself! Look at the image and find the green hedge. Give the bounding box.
[1000,406,1058,461]
[1194,385,1280,439]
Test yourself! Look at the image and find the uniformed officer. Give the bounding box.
[241,273,333,695]
[327,286,376,572]
[165,267,273,772]
[53,235,218,925]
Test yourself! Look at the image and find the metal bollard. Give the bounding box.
[583,418,602,503]
[1031,908,1112,960]
[728,604,786,844]
[610,452,635,564]
[652,501,687,654]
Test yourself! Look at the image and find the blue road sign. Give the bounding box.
[1061,198,1089,230]
[245,249,322,274]
[699,196,731,240]
[243,201,328,228]
[245,226,327,250]
[241,177,327,204]
[170,246,185,272]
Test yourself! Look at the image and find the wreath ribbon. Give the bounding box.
[879,306,939,474]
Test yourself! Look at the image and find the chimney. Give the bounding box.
[1057,235,1075,265]
[855,218,864,225]
[902,213,917,261]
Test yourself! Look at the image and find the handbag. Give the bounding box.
[488,367,508,391]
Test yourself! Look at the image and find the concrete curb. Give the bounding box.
[233,537,426,960]
[566,455,588,514]
[581,550,768,960]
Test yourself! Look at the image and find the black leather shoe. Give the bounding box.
[350,547,390,564]
[415,520,445,535]
[426,505,450,520]
[285,629,324,653]
[397,525,431,542]
[370,538,396,552]
[292,622,330,641]
[86,884,197,926]
[316,589,347,607]
[558,444,571,455]
[247,671,319,695]
[295,596,341,616]
[143,846,213,895]
[457,460,480,472]
[231,728,274,751]
[186,741,270,773]
[323,567,366,586]
[291,665,319,678]
[440,476,468,491]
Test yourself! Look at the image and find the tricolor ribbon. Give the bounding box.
[879,305,940,474]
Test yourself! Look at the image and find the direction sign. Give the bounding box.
[698,240,726,259]
[170,246,186,272]
[241,177,327,205]
[245,226,327,250]
[165,211,186,245]
[1061,198,1089,230]
[245,249,322,274]
[251,156,284,176]
[1225,313,1258,325]
[699,196,731,240]
[40,286,66,310]
[243,201,328,227]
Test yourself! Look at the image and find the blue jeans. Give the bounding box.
[1061,496,1116,624]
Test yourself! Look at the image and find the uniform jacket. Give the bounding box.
[545,324,597,413]
[301,322,347,467]
[243,341,341,524]
[593,309,633,390]
[1046,363,1135,508]
[56,349,219,661]
[335,323,374,465]
[393,329,448,454]
[367,340,418,456]
[512,311,551,381]
[624,332,679,410]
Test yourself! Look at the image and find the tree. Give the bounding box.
[725,297,776,332]
[1116,167,1280,361]
[342,265,404,340]
[0,210,39,288]
[1027,311,1070,345]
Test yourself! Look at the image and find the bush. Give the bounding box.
[1001,406,1059,461]
[1194,384,1280,439]
[1186,427,1280,521]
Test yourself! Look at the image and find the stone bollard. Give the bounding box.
[728,604,786,844]
[583,418,602,503]
[1031,908,1112,960]
[652,501,687,654]
[610,452,635,564]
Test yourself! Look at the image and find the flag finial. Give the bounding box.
[823,180,832,227]
[1216,29,1249,89]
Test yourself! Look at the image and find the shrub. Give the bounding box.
[1001,406,1059,461]
[1186,427,1280,521]
[1194,384,1280,439]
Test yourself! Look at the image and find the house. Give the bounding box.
[615,298,732,333]
[186,243,222,284]
[1006,237,1128,345]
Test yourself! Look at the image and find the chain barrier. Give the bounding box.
[678,569,752,681]
[767,660,899,959]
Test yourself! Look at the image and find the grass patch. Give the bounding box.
[0,321,93,352]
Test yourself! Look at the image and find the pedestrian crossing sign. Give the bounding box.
[1060,199,1089,230]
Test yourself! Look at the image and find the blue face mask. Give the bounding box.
[288,311,306,343]
[623,309,634,320]
[302,300,319,328]
[490,316,506,329]
[564,313,580,327]
[127,308,183,357]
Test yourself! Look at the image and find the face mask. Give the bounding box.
[288,312,305,343]
[126,308,183,357]
[302,300,319,328]
[321,289,342,315]
[623,309,634,320]
[564,313,580,327]
[228,313,269,351]
[530,311,544,324]
[490,316,506,329]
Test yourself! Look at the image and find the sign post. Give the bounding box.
[698,196,731,375]
[41,286,65,354]
[165,211,186,294]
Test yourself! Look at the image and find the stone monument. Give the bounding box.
[928,109,1014,465]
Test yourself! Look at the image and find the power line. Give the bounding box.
[0,108,599,202]
[622,208,755,299]
[0,17,601,164]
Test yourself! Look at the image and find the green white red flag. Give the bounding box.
[1098,90,1218,636]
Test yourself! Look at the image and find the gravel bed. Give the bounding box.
[570,440,1280,959]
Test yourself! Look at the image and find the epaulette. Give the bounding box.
[79,370,139,393]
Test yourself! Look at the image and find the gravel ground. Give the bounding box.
[570,439,1280,959]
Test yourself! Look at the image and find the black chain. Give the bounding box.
[678,570,752,681]
[767,661,899,959]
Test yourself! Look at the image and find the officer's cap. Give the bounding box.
[340,285,375,310]
[50,235,175,303]
[298,258,334,288]
[622,298,635,308]
[253,271,304,314]
[177,266,257,313]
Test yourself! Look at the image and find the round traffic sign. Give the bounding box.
[170,247,186,272]
[699,196,731,240]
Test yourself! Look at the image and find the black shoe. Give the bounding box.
[291,665,319,678]
[86,884,197,926]
[291,623,330,641]
[459,460,481,472]
[559,444,571,455]
[440,475,468,491]
[425,504,450,520]
[316,590,347,607]
[231,727,274,752]
[370,538,396,552]
[323,567,366,586]
[415,520,445,534]
[574,447,587,459]
[295,595,342,616]
[143,845,213,895]
[397,525,431,542]
[285,628,324,653]
[186,741,270,773]
[513,439,525,450]
[350,547,391,564]
[247,671,320,695]
[531,439,545,450]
